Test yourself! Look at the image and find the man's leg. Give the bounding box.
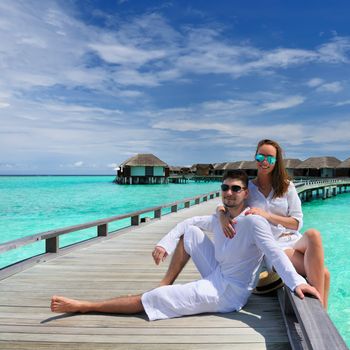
[159,236,190,286]
[51,294,144,314]
[159,225,217,286]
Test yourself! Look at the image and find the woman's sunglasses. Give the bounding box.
[221,184,246,193]
[255,154,277,165]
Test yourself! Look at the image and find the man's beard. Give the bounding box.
[223,198,237,208]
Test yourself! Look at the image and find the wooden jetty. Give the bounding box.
[0,190,348,349]
[295,178,350,202]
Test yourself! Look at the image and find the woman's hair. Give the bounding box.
[255,139,290,198]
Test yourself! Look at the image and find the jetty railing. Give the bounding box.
[295,178,350,202]
[0,190,220,279]
[278,287,348,350]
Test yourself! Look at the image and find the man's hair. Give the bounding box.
[222,170,249,188]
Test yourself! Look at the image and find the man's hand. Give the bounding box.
[245,207,271,221]
[152,246,168,265]
[295,283,322,305]
[217,209,236,239]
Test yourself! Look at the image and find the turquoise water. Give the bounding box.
[0,176,220,268]
[0,176,349,345]
[302,193,350,346]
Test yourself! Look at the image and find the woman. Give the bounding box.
[217,139,330,308]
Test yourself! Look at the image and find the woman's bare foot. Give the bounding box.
[51,295,88,313]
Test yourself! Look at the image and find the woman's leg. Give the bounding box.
[284,228,327,307]
[323,267,330,309]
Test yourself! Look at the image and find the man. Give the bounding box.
[51,170,320,320]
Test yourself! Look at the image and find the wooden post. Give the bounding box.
[98,223,108,237]
[209,194,214,199]
[154,208,161,219]
[46,236,59,253]
[171,205,178,212]
[203,196,208,202]
[184,201,190,208]
[131,215,139,226]
[323,188,327,199]
[195,198,200,204]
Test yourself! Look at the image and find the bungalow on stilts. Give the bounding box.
[115,154,169,184]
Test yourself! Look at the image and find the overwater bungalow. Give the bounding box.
[284,158,303,178]
[212,162,228,176]
[191,163,214,176]
[169,166,182,176]
[239,160,258,177]
[116,153,169,184]
[336,157,350,177]
[296,156,341,178]
[223,161,240,170]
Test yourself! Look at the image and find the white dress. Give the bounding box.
[141,210,306,321]
[247,181,303,249]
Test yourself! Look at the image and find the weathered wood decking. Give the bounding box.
[0,199,290,350]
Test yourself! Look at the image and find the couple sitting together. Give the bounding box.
[51,139,329,320]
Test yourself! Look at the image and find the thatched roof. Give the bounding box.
[296,156,341,169]
[222,162,239,170]
[284,158,302,168]
[213,162,227,170]
[192,163,214,169]
[120,154,168,167]
[337,157,350,168]
[240,161,257,170]
[169,166,182,172]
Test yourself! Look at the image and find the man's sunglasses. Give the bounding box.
[255,154,277,165]
[221,184,246,193]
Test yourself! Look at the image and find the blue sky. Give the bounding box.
[1,0,350,174]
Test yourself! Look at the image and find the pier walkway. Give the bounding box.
[0,199,290,350]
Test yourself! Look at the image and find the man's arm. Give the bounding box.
[152,215,213,264]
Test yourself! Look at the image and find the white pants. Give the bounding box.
[141,226,239,321]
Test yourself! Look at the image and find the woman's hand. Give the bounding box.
[245,207,271,221]
[152,246,168,265]
[218,211,237,239]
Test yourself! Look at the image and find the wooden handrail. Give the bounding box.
[0,190,220,256]
[278,287,348,349]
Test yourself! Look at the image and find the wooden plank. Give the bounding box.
[0,198,290,349]
[0,343,290,350]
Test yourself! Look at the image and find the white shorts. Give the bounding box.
[278,232,302,250]
[141,226,241,321]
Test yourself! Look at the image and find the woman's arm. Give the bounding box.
[245,207,299,230]
[245,183,302,231]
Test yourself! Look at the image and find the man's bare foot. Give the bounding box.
[51,295,88,313]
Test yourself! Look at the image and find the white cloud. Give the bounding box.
[74,161,84,167]
[335,100,350,107]
[316,81,343,93]
[317,37,350,64]
[89,43,166,66]
[0,101,10,108]
[261,96,305,111]
[306,78,324,87]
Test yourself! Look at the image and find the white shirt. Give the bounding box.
[157,210,306,294]
[247,181,303,241]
